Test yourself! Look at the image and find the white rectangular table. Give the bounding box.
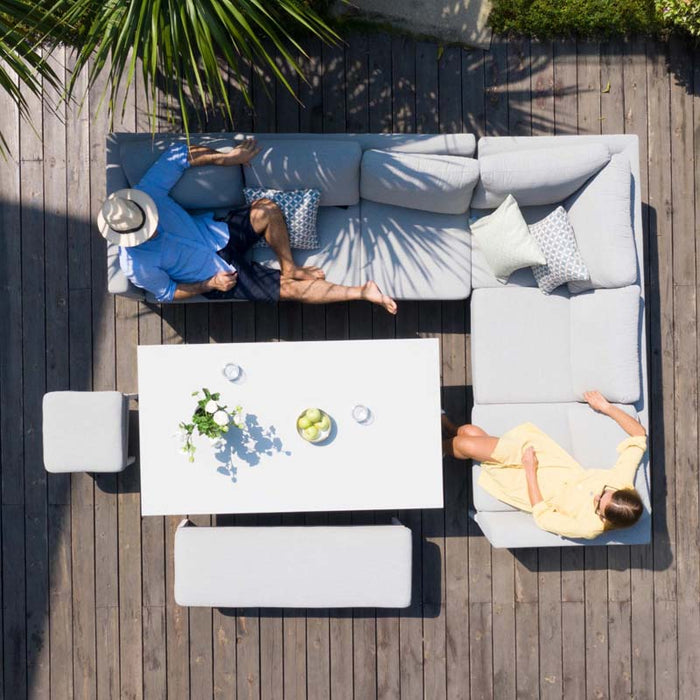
[137,338,443,516]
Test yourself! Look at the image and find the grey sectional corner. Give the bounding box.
[104,131,650,549]
[470,134,650,548]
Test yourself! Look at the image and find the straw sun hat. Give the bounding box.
[97,189,159,247]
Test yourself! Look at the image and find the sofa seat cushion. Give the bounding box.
[470,402,650,547]
[359,201,471,300]
[174,523,413,608]
[252,204,362,287]
[120,137,245,210]
[245,140,362,206]
[565,154,637,291]
[471,286,641,404]
[472,143,610,208]
[360,150,479,214]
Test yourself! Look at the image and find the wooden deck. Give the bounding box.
[0,33,698,699]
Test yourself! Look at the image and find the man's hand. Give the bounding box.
[225,138,261,167]
[584,390,612,415]
[522,446,538,472]
[206,271,238,292]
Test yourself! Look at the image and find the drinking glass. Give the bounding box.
[352,404,373,425]
[222,363,242,382]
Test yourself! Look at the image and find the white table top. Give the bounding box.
[137,338,444,516]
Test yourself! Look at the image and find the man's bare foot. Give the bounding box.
[361,281,397,314]
[283,265,326,281]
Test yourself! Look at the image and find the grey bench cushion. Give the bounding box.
[472,143,610,208]
[120,137,245,210]
[360,150,479,214]
[43,391,130,473]
[244,140,362,206]
[470,402,650,547]
[471,286,641,404]
[174,522,413,608]
[360,201,471,300]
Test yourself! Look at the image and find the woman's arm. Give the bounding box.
[583,391,646,437]
[188,138,261,167]
[523,447,544,507]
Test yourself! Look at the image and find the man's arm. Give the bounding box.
[188,138,261,167]
[584,391,646,437]
[173,271,238,301]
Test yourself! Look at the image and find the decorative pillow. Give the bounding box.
[243,187,321,250]
[470,195,546,283]
[528,207,590,294]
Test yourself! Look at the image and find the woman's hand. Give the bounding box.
[522,446,538,472]
[584,390,612,415]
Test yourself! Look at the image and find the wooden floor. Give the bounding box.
[0,33,698,699]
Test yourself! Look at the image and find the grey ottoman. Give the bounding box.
[42,391,132,473]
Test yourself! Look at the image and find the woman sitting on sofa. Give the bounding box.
[443,391,647,539]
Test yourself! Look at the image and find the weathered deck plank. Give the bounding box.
[0,35,696,700]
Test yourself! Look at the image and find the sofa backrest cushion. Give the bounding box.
[472,143,611,207]
[570,285,641,404]
[360,150,479,214]
[120,138,245,210]
[244,140,362,206]
[565,154,637,292]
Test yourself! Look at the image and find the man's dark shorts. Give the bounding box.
[203,205,281,303]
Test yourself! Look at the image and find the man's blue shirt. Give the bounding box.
[118,144,233,302]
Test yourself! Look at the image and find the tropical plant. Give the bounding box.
[657,0,700,37]
[0,0,63,153]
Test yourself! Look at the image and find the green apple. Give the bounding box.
[305,408,322,424]
[297,416,312,430]
[303,425,319,441]
[317,415,331,432]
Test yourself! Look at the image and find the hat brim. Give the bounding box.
[98,188,159,247]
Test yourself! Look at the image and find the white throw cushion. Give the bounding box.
[360,150,480,214]
[470,195,546,283]
[472,143,610,208]
[529,207,590,294]
[570,286,641,403]
[565,154,637,291]
[243,187,321,250]
[244,140,361,206]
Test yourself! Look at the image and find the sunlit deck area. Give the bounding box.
[0,33,698,698]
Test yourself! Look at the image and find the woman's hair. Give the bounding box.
[603,489,644,529]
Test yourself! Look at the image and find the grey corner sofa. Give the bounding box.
[106,132,478,302]
[105,132,650,549]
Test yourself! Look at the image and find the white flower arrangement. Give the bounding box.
[178,388,243,463]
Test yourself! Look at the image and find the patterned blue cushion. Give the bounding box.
[243,187,321,250]
[529,207,590,294]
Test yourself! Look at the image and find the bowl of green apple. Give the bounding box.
[297,407,333,444]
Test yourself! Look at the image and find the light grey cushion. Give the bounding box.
[471,287,572,404]
[243,187,321,250]
[471,286,641,404]
[174,523,413,608]
[472,143,610,208]
[470,401,650,547]
[470,195,545,284]
[252,204,363,286]
[529,207,590,294]
[360,150,479,214]
[570,286,641,404]
[245,140,362,206]
[120,138,245,210]
[43,391,129,473]
[565,154,637,292]
[359,201,471,300]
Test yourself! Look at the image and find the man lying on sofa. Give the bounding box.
[98,139,397,313]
